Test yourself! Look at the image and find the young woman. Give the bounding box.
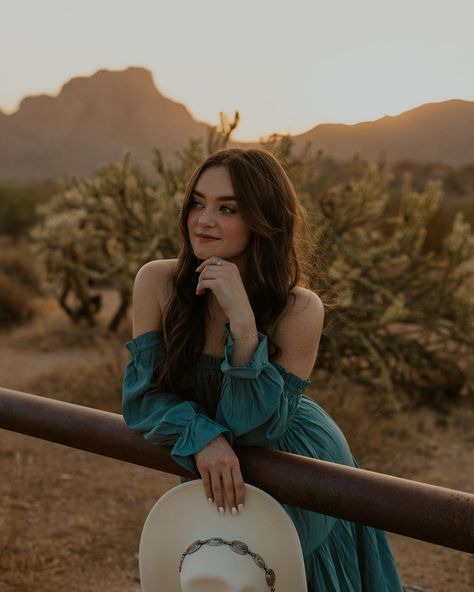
[122,148,403,591]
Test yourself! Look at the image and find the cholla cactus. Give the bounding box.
[30,115,238,332]
[270,137,474,405]
[31,153,181,330]
[31,126,474,404]
[153,111,239,196]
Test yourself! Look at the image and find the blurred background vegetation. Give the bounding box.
[2,113,474,410]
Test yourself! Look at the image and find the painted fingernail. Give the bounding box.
[231,507,238,516]
[208,498,213,505]
[218,506,225,515]
[238,504,244,513]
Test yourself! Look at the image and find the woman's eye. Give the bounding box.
[190,200,235,214]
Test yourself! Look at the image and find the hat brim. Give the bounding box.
[139,479,307,591]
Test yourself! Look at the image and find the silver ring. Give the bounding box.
[211,257,225,266]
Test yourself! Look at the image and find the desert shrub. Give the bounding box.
[442,195,474,233]
[268,136,474,406]
[30,118,474,405]
[0,180,56,239]
[0,243,44,295]
[0,271,35,327]
[31,155,181,331]
[278,155,474,253]
[391,192,474,254]
[30,113,239,332]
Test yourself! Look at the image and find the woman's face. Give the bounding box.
[187,165,251,265]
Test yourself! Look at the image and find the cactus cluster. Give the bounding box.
[30,115,237,332]
[30,118,474,403]
[277,139,474,404]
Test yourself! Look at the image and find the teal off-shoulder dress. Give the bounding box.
[122,323,403,592]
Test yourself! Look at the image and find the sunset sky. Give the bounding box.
[1,0,473,141]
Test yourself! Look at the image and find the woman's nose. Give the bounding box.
[197,207,216,226]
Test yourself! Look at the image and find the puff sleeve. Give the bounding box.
[122,330,233,477]
[215,323,311,446]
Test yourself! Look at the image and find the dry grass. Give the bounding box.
[308,369,474,482]
[30,356,126,413]
[0,240,46,329]
[0,271,35,328]
[5,290,131,353]
[0,242,44,295]
[0,434,176,592]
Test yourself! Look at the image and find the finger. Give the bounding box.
[198,268,224,280]
[221,468,237,514]
[196,278,219,296]
[195,268,222,296]
[210,471,225,515]
[199,469,214,505]
[231,464,246,513]
[196,269,224,286]
[196,258,218,272]
[196,257,227,272]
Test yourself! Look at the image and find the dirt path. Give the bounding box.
[0,294,472,591]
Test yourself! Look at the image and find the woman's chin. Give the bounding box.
[193,248,221,260]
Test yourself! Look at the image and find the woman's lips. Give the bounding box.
[197,236,219,242]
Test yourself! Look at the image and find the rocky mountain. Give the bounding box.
[0,67,473,180]
[0,67,209,180]
[292,99,474,166]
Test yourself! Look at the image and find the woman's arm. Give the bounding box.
[122,332,233,475]
[215,289,325,445]
[122,260,233,477]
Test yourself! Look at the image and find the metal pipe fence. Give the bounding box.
[0,386,473,554]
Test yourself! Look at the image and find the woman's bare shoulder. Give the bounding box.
[132,259,178,337]
[270,286,325,378]
[268,287,322,330]
[136,258,178,280]
[288,286,323,315]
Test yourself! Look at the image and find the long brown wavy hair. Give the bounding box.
[156,148,314,400]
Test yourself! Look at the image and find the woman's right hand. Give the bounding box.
[195,434,246,515]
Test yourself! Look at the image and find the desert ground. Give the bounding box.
[0,290,472,592]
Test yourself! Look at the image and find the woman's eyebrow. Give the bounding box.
[192,189,238,201]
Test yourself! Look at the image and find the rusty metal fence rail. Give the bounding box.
[0,386,473,554]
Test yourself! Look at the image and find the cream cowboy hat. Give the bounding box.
[139,479,307,592]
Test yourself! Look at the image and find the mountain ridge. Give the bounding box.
[0,67,472,180]
[0,67,209,179]
[293,98,474,164]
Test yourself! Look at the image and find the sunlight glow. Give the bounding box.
[1,0,473,141]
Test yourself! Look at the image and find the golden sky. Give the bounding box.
[1,0,473,141]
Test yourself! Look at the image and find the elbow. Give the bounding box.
[121,402,134,429]
[121,394,141,430]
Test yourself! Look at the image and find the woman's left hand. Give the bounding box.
[195,257,253,322]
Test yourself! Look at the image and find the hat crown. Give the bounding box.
[180,539,270,591]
